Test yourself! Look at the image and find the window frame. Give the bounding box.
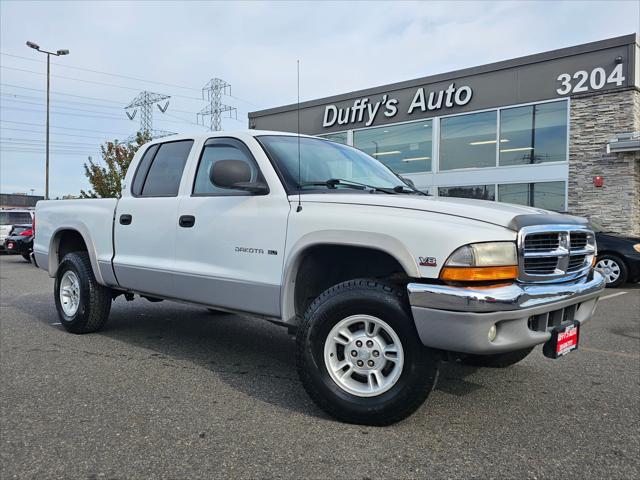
[496,180,567,211]
[352,119,434,175]
[130,143,160,197]
[191,136,270,197]
[131,139,194,198]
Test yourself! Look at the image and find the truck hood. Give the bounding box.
[293,193,585,230]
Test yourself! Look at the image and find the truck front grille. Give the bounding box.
[527,304,580,332]
[518,226,596,283]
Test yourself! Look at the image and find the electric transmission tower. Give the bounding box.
[197,78,237,131]
[125,91,175,140]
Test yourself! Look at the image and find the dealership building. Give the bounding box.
[249,34,640,236]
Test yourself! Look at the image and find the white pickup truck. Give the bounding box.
[34,131,605,425]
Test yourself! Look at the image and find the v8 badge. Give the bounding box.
[419,256,437,267]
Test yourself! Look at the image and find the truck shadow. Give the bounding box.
[19,295,490,421]
[99,300,487,417]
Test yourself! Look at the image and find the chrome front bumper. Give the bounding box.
[407,270,605,354]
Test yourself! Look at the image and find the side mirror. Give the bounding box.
[210,160,268,194]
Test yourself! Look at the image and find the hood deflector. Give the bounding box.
[508,214,588,231]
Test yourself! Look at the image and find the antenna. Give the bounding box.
[296,59,302,213]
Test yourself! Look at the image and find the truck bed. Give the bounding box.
[33,198,118,285]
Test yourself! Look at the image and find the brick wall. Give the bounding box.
[568,88,640,236]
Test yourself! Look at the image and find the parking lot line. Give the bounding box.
[599,291,628,301]
[580,346,640,360]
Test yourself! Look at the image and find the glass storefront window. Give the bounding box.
[353,121,432,174]
[499,101,567,166]
[438,184,495,201]
[440,111,497,170]
[498,181,566,211]
[320,132,349,145]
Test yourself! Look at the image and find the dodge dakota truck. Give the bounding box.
[33,131,605,425]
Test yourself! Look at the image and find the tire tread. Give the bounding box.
[296,278,437,426]
[57,252,111,334]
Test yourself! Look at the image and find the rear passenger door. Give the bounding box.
[113,139,194,297]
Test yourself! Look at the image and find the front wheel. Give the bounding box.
[54,252,112,334]
[595,254,628,288]
[296,279,439,425]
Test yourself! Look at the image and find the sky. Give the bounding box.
[1,0,639,198]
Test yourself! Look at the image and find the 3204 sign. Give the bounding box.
[556,64,625,96]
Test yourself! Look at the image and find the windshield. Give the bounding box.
[258,135,411,193]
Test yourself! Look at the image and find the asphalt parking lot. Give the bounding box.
[1,254,638,479]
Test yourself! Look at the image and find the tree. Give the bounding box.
[80,131,151,198]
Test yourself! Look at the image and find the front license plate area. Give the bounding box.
[543,320,580,359]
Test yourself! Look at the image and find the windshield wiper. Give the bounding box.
[392,185,428,195]
[300,178,396,194]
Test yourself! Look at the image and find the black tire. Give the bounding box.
[596,254,628,288]
[206,308,227,315]
[460,347,534,368]
[296,279,439,426]
[54,252,112,334]
[22,253,31,262]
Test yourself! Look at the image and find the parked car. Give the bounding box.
[4,224,34,262]
[33,131,605,425]
[589,218,640,288]
[0,209,34,251]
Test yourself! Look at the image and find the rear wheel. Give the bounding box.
[595,254,628,288]
[460,347,534,368]
[54,252,112,334]
[296,279,439,425]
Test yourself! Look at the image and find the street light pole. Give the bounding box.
[46,52,50,201]
[26,41,69,200]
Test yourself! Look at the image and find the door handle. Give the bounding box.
[119,214,132,225]
[179,215,195,228]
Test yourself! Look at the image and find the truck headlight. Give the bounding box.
[634,243,640,253]
[440,242,518,282]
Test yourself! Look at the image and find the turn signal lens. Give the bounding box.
[440,266,518,282]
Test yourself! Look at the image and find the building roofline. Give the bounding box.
[249,33,639,119]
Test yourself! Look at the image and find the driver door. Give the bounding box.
[173,137,290,317]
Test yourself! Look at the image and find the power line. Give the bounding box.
[0,127,118,140]
[1,52,202,92]
[0,57,259,106]
[1,65,207,101]
[1,92,204,116]
[163,111,204,128]
[1,82,128,105]
[0,148,97,156]
[2,97,129,117]
[1,92,123,109]
[1,137,100,147]
[0,120,129,136]
[0,142,98,150]
[2,105,202,127]
[2,105,131,121]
